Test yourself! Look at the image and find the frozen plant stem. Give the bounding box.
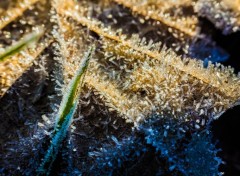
[37,46,95,175]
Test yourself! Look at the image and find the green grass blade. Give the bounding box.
[37,103,78,175]
[37,46,95,175]
[55,45,95,130]
[0,28,44,62]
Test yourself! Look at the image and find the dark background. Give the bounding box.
[201,17,240,175]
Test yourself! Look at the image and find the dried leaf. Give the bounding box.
[0,0,40,29]
[112,0,199,36]
[56,0,240,124]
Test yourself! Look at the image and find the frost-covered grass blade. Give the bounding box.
[0,28,44,62]
[37,46,95,175]
[55,45,95,130]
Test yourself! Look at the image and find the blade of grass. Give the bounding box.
[37,46,95,175]
[0,35,52,98]
[0,28,44,62]
[55,45,95,130]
